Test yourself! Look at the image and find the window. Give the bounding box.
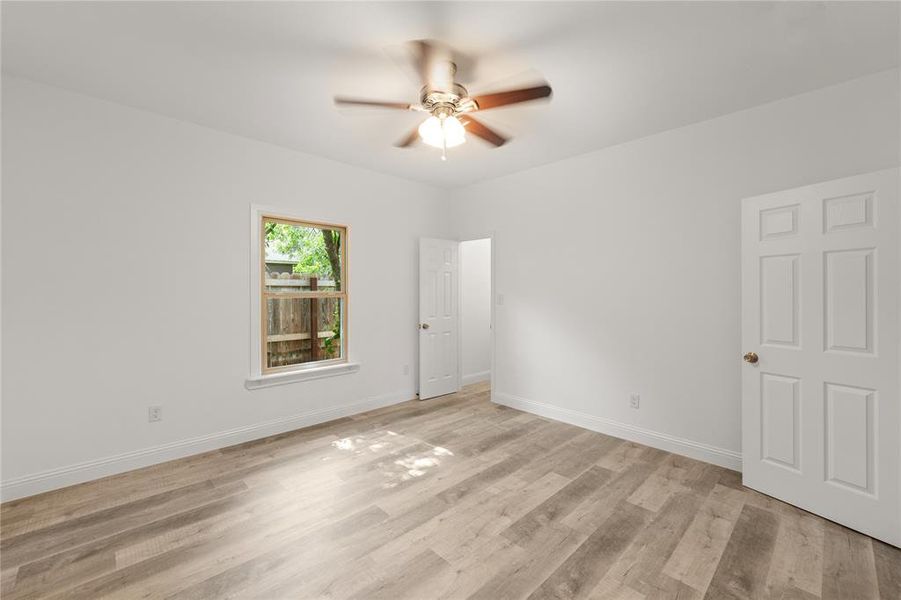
[260,215,347,374]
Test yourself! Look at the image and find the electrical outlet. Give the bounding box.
[148,406,162,422]
[403,364,410,376]
[496,293,505,306]
[629,394,640,409]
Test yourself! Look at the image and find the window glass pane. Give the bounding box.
[264,221,342,291]
[265,297,343,368]
[318,297,344,361]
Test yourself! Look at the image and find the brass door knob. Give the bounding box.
[743,352,759,364]
[419,323,430,330]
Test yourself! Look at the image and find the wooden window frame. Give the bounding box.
[259,214,349,376]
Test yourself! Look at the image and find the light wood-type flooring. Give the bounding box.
[2,382,899,599]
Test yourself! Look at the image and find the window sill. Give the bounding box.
[245,362,360,390]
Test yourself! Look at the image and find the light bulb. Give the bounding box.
[442,116,465,147]
[418,115,466,149]
[418,116,442,148]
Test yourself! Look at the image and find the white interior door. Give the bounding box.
[419,238,460,400]
[741,168,900,546]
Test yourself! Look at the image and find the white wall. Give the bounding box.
[460,238,491,385]
[449,70,901,469]
[3,68,899,499]
[0,76,450,499]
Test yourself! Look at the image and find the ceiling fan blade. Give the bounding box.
[470,84,552,111]
[334,97,415,110]
[395,126,420,148]
[411,39,461,88]
[412,40,436,86]
[460,116,507,147]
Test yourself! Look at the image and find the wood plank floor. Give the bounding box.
[2,382,899,599]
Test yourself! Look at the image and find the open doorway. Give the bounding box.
[459,238,492,392]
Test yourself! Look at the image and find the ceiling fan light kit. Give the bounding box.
[334,40,552,160]
[419,114,465,160]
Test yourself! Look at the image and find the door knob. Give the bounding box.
[743,351,759,364]
[419,323,430,330]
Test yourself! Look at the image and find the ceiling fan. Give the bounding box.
[334,40,552,160]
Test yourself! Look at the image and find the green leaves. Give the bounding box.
[265,223,336,279]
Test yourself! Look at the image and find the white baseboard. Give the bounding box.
[462,370,491,386]
[494,392,742,472]
[1,389,415,502]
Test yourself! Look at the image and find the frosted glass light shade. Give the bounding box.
[418,115,465,148]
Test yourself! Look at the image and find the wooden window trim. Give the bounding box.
[263,292,346,299]
[260,214,348,375]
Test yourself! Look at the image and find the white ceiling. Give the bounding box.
[2,2,898,188]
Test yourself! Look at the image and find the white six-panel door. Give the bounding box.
[741,168,900,546]
[419,238,460,400]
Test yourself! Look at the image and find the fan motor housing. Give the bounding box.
[420,83,469,113]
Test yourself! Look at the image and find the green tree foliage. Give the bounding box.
[265,223,341,287]
[323,303,341,358]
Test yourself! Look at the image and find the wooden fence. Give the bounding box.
[265,274,340,367]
